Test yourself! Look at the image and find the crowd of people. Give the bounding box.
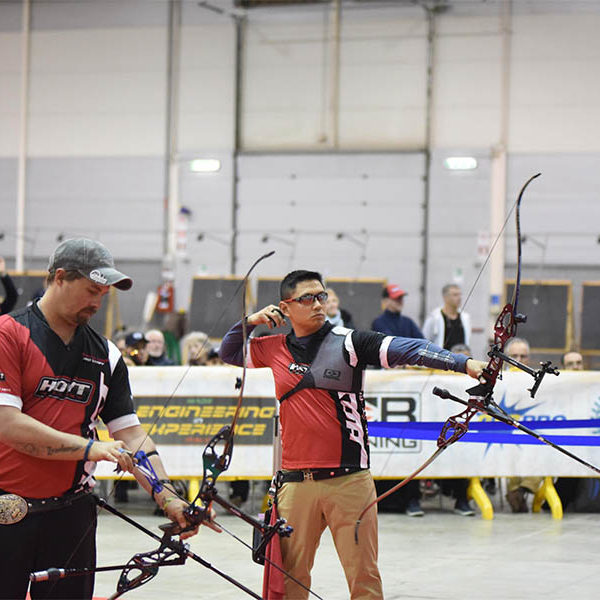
[112,326,224,368]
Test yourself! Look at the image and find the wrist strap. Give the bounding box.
[152,479,173,502]
[83,439,94,463]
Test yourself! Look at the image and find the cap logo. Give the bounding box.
[89,269,108,285]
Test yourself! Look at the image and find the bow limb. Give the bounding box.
[466,172,542,402]
[188,251,275,511]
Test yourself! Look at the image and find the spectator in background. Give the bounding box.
[146,329,176,366]
[423,284,471,350]
[505,337,530,367]
[371,284,425,517]
[562,350,584,371]
[125,331,150,366]
[504,337,543,512]
[0,256,17,315]
[181,331,211,366]
[371,284,423,339]
[112,330,135,367]
[325,287,354,329]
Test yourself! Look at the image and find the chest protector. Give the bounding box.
[278,326,363,403]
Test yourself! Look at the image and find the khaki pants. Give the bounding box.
[277,469,383,600]
[507,476,543,494]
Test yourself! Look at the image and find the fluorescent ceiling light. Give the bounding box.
[444,156,477,171]
[190,159,221,173]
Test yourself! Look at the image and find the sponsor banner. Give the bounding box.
[94,367,600,479]
[134,397,275,445]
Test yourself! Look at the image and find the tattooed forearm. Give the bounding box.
[14,442,84,457]
[46,445,84,456]
[15,442,39,456]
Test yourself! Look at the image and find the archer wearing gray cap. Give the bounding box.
[48,238,133,291]
[0,240,201,599]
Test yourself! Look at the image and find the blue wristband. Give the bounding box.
[83,439,94,462]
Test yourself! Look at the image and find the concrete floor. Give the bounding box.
[89,486,600,600]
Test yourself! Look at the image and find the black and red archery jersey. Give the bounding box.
[248,326,386,471]
[0,303,139,498]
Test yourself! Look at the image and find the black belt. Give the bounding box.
[279,467,365,484]
[0,489,92,515]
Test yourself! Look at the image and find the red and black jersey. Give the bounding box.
[248,323,386,471]
[0,303,139,498]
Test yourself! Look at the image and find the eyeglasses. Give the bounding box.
[282,291,328,306]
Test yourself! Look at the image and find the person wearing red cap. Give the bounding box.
[371,284,424,341]
[371,284,426,516]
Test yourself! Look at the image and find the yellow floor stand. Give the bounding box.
[467,476,494,520]
[532,476,563,519]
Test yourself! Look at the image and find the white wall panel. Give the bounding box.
[236,152,425,319]
[178,24,236,151]
[433,17,503,148]
[242,19,329,149]
[30,28,166,72]
[510,14,600,152]
[26,28,166,157]
[338,15,427,148]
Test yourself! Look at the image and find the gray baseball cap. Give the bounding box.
[48,238,133,291]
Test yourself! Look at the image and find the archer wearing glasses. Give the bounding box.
[282,291,329,306]
[219,269,487,600]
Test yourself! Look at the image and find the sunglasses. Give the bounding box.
[282,291,328,306]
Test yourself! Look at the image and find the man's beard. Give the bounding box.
[75,307,97,325]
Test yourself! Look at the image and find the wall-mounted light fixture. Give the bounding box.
[190,159,221,173]
[443,156,478,171]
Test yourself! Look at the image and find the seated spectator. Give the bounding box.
[562,350,584,371]
[371,284,423,339]
[146,329,176,366]
[324,287,354,328]
[181,331,211,366]
[125,331,150,366]
[504,337,542,512]
[0,256,17,315]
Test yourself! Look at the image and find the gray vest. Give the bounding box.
[279,326,363,403]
